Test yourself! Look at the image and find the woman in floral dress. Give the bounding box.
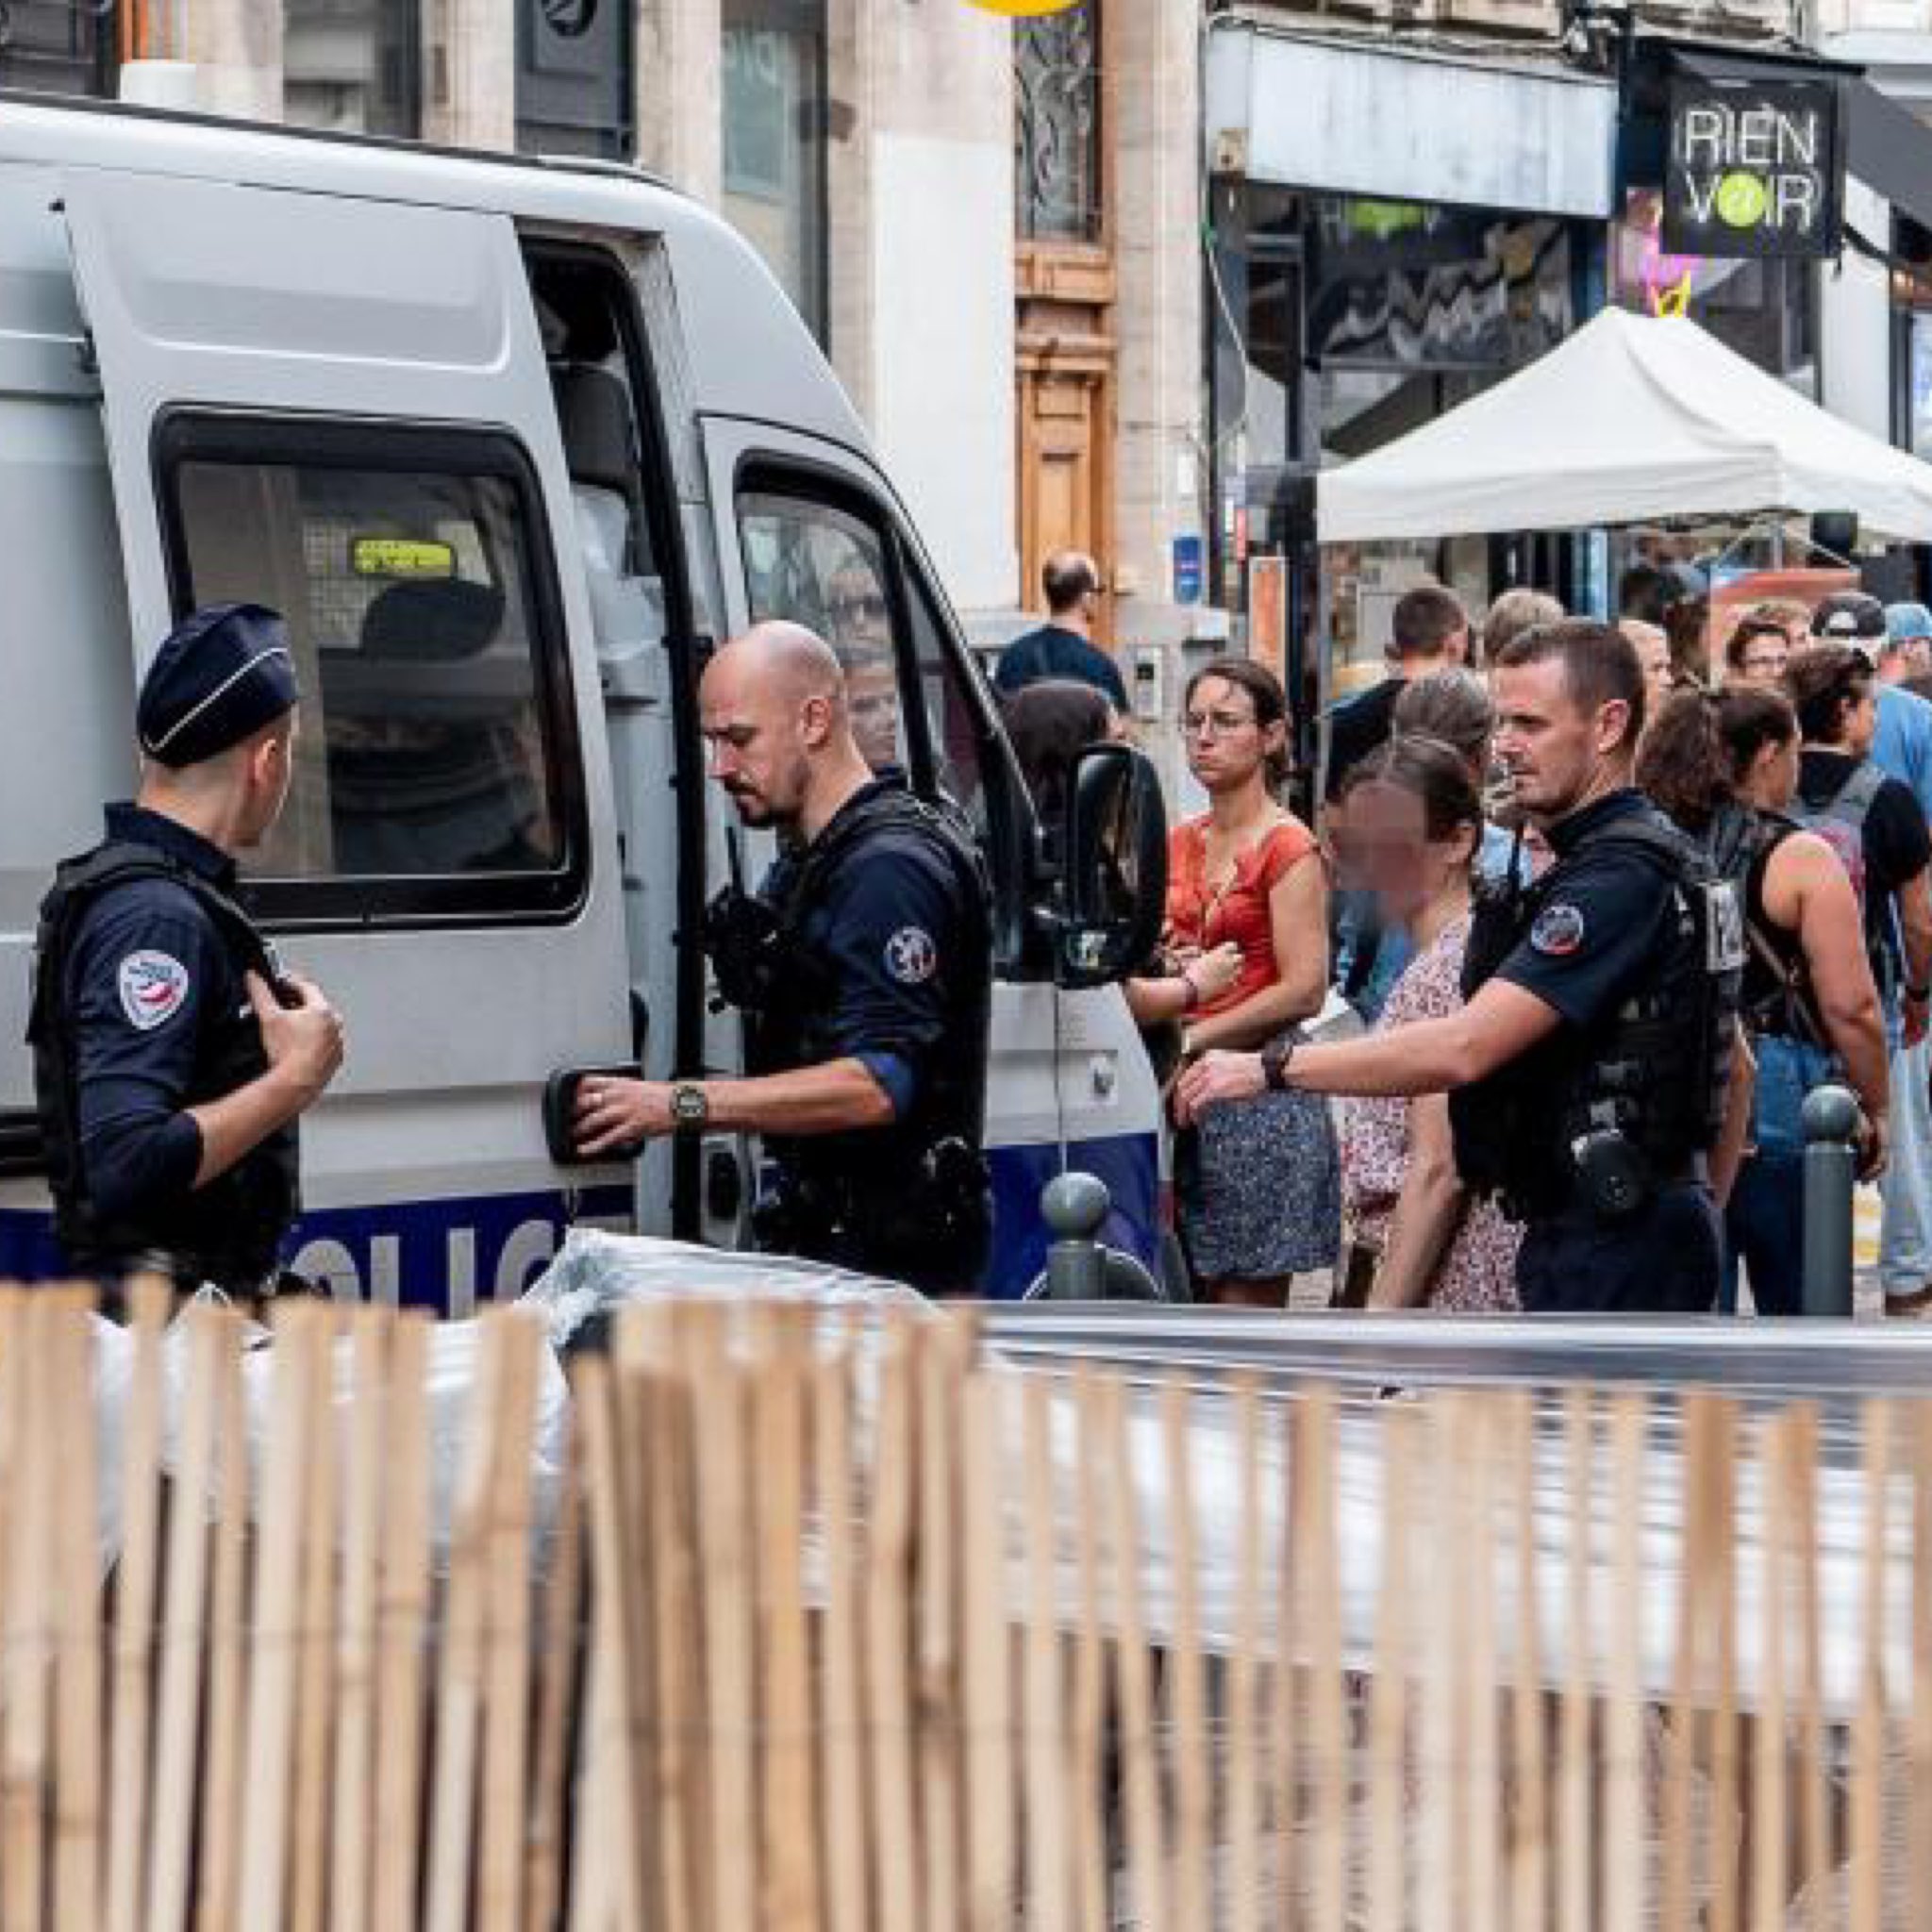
[1333,736,1522,1311]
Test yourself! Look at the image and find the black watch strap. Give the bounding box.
[1261,1039,1293,1091]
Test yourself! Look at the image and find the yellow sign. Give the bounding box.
[350,537,458,580]
[966,0,1081,15]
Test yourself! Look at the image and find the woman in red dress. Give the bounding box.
[1166,659,1338,1306]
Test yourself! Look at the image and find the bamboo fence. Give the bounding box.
[0,1282,1928,1928]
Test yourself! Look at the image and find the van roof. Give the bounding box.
[0,88,874,459]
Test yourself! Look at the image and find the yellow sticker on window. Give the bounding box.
[350,537,458,580]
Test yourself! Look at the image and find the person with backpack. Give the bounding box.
[1783,645,1932,1042]
[1638,690,1890,1313]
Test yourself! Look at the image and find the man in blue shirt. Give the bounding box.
[993,552,1128,712]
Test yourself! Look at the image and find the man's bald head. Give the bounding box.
[700,621,872,836]
[711,621,848,711]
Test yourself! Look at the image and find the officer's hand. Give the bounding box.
[574,1076,671,1157]
[1188,942,1244,1007]
[1857,1110,1890,1184]
[1172,1049,1266,1127]
[247,971,344,1103]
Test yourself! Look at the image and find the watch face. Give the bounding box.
[672,1085,708,1126]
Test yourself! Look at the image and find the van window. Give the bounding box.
[161,417,585,923]
[736,487,988,824]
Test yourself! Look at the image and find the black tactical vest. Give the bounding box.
[27,841,300,1288]
[718,783,993,1284]
[1449,806,1743,1221]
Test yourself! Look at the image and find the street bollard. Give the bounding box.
[1040,1172,1112,1300]
[1801,1083,1861,1318]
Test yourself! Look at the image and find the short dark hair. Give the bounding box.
[1185,656,1291,792]
[1042,553,1099,615]
[1390,586,1466,659]
[1784,642,1874,745]
[1491,617,1647,745]
[1002,678,1114,828]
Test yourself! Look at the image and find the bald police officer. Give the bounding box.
[1178,619,1744,1315]
[574,621,992,1294]
[29,604,345,1298]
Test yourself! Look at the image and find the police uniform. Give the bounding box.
[1450,789,1743,1314]
[708,774,992,1295]
[27,605,302,1296]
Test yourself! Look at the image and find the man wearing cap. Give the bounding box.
[27,603,345,1299]
[1808,591,1932,1316]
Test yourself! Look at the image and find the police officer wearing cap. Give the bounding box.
[573,620,992,1295]
[28,603,345,1299]
[1178,619,1746,1314]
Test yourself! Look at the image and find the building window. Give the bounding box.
[1015,3,1101,245]
[284,0,422,138]
[722,0,829,342]
[0,0,115,97]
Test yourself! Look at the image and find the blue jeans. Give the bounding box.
[1724,1033,1833,1316]
[1879,1035,1932,1299]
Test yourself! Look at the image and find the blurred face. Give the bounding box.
[1330,778,1473,927]
[1733,629,1789,688]
[1491,657,1630,823]
[828,571,890,648]
[1182,675,1283,795]
[700,649,824,828]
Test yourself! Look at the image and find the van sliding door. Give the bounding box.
[58,171,636,1307]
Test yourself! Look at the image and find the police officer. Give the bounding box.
[574,621,992,1294]
[29,604,345,1299]
[1178,619,1745,1314]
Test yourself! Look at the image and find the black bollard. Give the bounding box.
[1800,1083,1861,1318]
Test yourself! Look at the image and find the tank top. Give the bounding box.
[1164,814,1319,1017]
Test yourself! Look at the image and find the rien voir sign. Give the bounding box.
[1662,76,1841,258]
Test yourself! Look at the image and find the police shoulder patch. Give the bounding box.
[884,925,939,986]
[118,950,192,1030]
[1529,902,1587,958]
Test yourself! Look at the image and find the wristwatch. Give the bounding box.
[669,1082,711,1133]
[1260,1038,1295,1091]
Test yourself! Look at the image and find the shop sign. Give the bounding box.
[1662,76,1841,258]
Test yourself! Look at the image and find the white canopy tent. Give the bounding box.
[1316,306,1932,546]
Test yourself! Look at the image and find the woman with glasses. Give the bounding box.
[1167,658,1338,1306]
[1332,737,1523,1310]
[1724,614,1794,690]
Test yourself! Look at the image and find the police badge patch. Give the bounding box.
[885,927,939,985]
[1529,903,1586,958]
[118,950,192,1030]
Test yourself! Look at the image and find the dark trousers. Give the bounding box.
[1515,1183,1723,1315]
[1723,1152,1806,1317]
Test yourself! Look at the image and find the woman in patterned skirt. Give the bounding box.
[1167,658,1338,1306]
[1332,736,1522,1311]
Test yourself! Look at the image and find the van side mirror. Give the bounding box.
[1058,742,1167,990]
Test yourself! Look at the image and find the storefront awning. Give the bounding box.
[1844,74,1932,239]
[1204,22,1618,221]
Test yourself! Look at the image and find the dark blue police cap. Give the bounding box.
[137,604,300,769]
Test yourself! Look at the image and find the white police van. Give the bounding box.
[0,92,1165,1307]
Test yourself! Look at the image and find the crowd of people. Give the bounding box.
[999,559,1932,1317]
